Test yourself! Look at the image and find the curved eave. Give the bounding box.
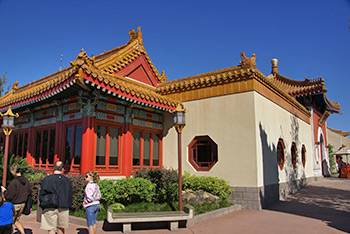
[325,96,340,113]
[0,76,78,112]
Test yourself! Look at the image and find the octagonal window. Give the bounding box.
[188,135,218,171]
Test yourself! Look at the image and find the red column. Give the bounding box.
[80,116,95,174]
[122,125,133,176]
[54,121,63,162]
[26,127,35,166]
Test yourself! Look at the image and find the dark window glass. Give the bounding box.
[42,130,49,164]
[96,126,106,165]
[18,133,23,157]
[277,140,285,170]
[153,135,159,166]
[143,133,150,166]
[109,128,118,165]
[48,130,55,164]
[133,132,140,166]
[23,133,28,159]
[12,133,18,156]
[35,131,41,164]
[74,126,82,165]
[189,136,218,171]
[65,127,73,166]
[301,145,306,168]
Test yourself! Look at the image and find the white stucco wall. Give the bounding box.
[162,92,258,187]
[253,92,315,187]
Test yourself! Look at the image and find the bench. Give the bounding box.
[107,206,193,233]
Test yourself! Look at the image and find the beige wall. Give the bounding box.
[163,92,258,187]
[327,128,350,164]
[327,128,350,150]
[253,92,315,187]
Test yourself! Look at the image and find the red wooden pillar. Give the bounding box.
[80,116,95,174]
[26,127,35,166]
[54,121,63,162]
[122,125,133,176]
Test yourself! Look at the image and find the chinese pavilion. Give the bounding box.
[0,27,341,209]
[0,27,181,176]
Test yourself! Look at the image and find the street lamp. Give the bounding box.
[0,106,19,187]
[173,104,185,211]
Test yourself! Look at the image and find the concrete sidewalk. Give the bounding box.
[20,178,350,234]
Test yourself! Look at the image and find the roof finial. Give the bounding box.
[240,52,256,68]
[271,58,279,75]
[137,26,142,42]
[129,27,143,42]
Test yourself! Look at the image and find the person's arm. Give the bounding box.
[4,180,17,202]
[84,184,95,203]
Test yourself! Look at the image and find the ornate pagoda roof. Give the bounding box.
[0,29,179,112]
[266,73,340,113]
[328,127,350,137]
[94,27,167,83]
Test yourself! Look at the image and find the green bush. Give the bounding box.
[135,168,178,204]
[110,203,125,212]
[28,169,47,204]
[183,173,232,201]
[111,202,173,213]
[0,154,33,183]
[68,175,86,210]
[99,177,156,206]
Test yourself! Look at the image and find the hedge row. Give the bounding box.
[27,168,232,210]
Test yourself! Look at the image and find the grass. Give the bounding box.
[191,199,232,215]
[70,206,107,221]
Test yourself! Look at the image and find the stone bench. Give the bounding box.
[107,206,193,233]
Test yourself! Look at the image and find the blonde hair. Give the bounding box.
[87,171,100,183]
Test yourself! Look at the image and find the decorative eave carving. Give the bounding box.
[319,110,330,125]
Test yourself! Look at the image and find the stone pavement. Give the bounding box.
[19,178,350,234]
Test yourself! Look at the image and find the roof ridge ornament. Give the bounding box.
[159,70,168,83]
[129,26,143,43]
[11,81,19,93]
[71,48,95,67]
[240,52,256,68]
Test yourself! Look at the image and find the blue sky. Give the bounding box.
[0,0,349,132]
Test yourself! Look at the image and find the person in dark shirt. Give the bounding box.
[0,191,14,234]
[3,165,31,234]
[39,161,72,234]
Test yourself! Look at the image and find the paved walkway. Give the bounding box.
[20,178,350,234]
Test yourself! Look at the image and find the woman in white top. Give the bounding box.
[83,172,101,234]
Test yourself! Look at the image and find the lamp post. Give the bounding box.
[173,104,185,211]
[0,106,19,187]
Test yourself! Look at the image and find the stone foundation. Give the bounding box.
[230,176,322,210]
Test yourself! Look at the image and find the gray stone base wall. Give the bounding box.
[230,176,322,210]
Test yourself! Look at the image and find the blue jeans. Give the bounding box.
[86,204,99,227]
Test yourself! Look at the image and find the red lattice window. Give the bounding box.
[301,144,306,168]
[277,138,285,170]
[291,142,297,169]
[188,136,218,171]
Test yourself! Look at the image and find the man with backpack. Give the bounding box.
[39,161,72,234]
[3,165,31,234]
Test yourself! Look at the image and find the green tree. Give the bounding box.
[0,73,8,96]
[328,144,337,175]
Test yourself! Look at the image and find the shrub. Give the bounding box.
[135,168,178,204]
[183,173,232,201]
[68,175,86,210]
[28,169,47,204]
[99,177,156,206]
[110,203,125,212]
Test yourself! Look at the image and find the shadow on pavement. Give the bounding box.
[76,228,89,234]
[267,185,350,233]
